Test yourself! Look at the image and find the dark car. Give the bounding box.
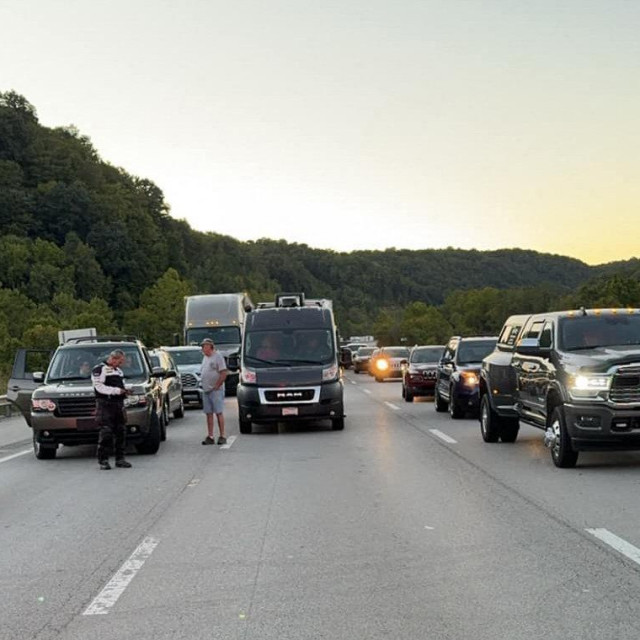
[163,346,204,407]
[435,336,498,418]
[149,348,185,431]
[371,346,411,382]
[353,346,376,373]
[8,337,167,460]
[401,345,444,402]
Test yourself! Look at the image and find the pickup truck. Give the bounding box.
[479,309,640,468]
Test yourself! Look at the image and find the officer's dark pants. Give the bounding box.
[96,400,127,462]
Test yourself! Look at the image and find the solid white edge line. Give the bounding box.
[0,448,31,464]
[429,429,458,444]
[220,435,237,449]
[384,401,400,411]
[83,537,160,615]
[586,528,640,566]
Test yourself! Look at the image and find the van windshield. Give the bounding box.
[244,329,335,367]
[186,326,241,346]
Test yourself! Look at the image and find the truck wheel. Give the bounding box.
[549,406,578,468]
[449,388,464,419]
[33,432,57,460]
[404,388,414,403]
[239,417,253,434]
[136,411,161,455]
[500,418,520,443]
[331,417,345,431]
[434,388,447,412]
[479,395,500,443]
[173,398,185,419]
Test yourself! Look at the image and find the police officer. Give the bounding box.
[92,349,132,470]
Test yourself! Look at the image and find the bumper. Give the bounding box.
[452,386,481,411]
[237,380,344,424]
[31,404,152,446]
[182,388,203,405]
[564,403,640,451]
[404,377,436,396]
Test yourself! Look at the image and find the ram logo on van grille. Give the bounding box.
[259,386,321,405]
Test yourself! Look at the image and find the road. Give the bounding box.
[2,372,640,639]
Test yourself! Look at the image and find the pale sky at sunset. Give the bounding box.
[1,0,639,265]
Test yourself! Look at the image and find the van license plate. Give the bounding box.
[282,407,298,416]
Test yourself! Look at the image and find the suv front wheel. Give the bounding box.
[135,411,161,455]
[33,431,57,460]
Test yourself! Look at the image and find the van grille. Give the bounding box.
[264,389,315,403]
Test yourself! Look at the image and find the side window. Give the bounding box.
[525,321,545,340]
[499,323,523,348]
[498,324,513,345]
[539,321,553,348]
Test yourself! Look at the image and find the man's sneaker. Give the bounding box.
[99,461,111,471]
[217,436,227,445]
[202,436,215,445]
[115,459,132,468]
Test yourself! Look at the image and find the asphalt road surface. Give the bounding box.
[2,371,640,639]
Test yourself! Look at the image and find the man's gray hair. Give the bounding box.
[109,349,126,359]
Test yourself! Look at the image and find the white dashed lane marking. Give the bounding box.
[586,528,640,566]
[0,448,31,465]
[83,537,160,615]
[429,429,457,444]
[384,402,400,411]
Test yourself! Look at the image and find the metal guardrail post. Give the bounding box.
[0,395,14,418]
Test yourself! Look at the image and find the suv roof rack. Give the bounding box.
[66,335,140,344]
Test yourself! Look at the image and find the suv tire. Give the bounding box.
[136,411,161,455]
[435,388,447,412]
[479,395,500,443]
[173,398,185,419]
[449,387,464,419]
[33,432,57,460]
[331,417,345,431]
[549,406,579,468]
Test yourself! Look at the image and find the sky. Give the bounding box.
[1,0,639,265]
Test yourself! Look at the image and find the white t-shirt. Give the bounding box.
[200,352,227,392]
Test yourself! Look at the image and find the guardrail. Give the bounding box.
[0,394,16,418]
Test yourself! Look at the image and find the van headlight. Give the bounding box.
[322,364,339,381]
[241,367,256,384]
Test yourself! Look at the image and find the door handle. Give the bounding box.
[9,386,20,391]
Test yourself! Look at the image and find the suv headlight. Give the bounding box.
[376,359,389,371]
[124,394,146,407]
[32,398,56,412]
[460,372,479,387]
[568,374,611,400]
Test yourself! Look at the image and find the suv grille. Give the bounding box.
[264,389,315,403]
[181,373,199,388]
[610,372,640,404]
[56,396,97,417]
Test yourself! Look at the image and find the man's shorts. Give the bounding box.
[202,388,225,414]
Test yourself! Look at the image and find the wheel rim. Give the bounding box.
[550,417,562,459]
[480,401,489,435]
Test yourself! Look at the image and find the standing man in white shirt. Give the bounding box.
[200,338,228,445]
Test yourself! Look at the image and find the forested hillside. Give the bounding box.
[1,90,639,385]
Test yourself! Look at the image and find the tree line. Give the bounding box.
[2,90,640,386]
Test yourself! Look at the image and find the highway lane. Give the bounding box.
[1,374,640,639]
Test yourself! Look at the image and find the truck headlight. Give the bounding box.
[569,374,611,400]
[32,398,56,412]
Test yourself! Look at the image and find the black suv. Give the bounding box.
[435,336,498,418]
[8,337,168,459]
[480,309,640,468]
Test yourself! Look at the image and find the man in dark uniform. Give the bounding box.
[92,349,132,470]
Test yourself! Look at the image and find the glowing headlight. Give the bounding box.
[461,372,479,386]
[376,359,389,371]
[32,398,56,412]
[572,375,611,391]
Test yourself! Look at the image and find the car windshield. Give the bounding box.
[244,329,335,367]
[167,349,203,365]
[410,347,443,363]
[356,347,375,356]
[47,345,145,381]
[560,315,640,351]
[185,326,241,345]
[457,340,496,364]
[382,347,410,359]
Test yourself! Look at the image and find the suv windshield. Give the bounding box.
[560,315,640,351]
[167,349,202,365]
[356,347,375,356]
[382,347,410,359]
[411,347,443,363]
[457,340,496,364]
[186,327,241,345]
[244,329,335,367]
[47,345,146,381]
